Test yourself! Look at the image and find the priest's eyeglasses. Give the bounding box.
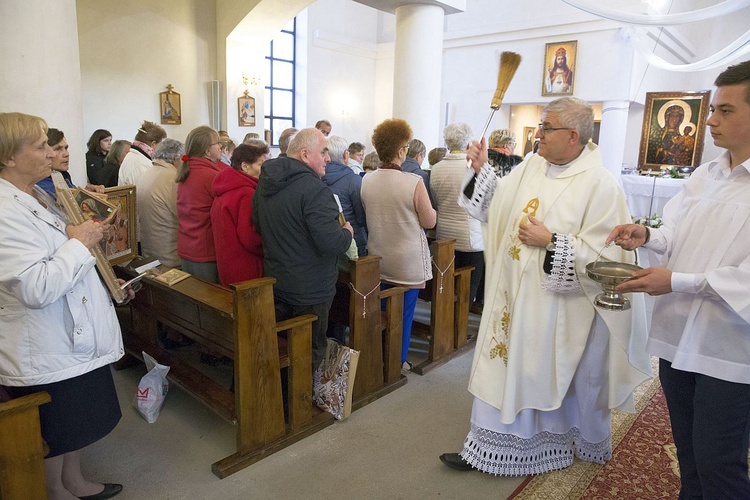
[537,124,572,136]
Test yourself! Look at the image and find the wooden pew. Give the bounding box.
[116,268,333,478]
[0,391,50,499]
[332,255,408,409]
[411,239,476,375]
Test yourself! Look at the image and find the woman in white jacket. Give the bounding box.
[0,113,134,500]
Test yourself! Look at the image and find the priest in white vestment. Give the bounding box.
[608,61,750,499]
[440,97,651,475]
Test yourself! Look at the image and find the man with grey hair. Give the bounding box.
[136,138,184,268]
[323,135,367,255]
[440,97,651,476]
[253,128,353,370]
[277,127,297,157]
[401,138,434,208]
[346,142,365,175]
[430,122,484,307]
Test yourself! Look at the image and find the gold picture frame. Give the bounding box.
[102,185,138,265]
[160,84,182,125]
[638,90,711,173]
[238,92,256,127]
[51,172,127,303]
[542,40,577,96]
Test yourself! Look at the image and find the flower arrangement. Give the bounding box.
[633,214,662,228]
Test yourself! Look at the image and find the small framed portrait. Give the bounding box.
[638,90,711,173]
[238,94,256,127]
[72,188,117,223]
[542,40,577,96]
[522,126,536,156]
[160,86,182,125]
[102,185,138,265]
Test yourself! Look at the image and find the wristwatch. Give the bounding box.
[545,233,557,252]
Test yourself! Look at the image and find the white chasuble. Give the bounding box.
[467,144,651,424]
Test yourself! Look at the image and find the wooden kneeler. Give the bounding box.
[0,391,51,500]
[212,279,331,478]
[343,255,407,410]
[412,239,476,375]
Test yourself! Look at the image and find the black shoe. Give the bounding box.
[162,335,195,350]
[440,453,473,471]
[200,353,222,367]
[78,483,123,500]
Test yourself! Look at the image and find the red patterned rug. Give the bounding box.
[510,377,682,499]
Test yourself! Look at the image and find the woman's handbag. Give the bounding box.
[313,339,360,420]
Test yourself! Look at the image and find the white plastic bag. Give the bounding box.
[133,351,170,423]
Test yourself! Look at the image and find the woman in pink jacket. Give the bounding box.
[211,142,267,286]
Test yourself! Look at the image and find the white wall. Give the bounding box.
[440,0,750,171]
[77,0,217,146]
[304,0,381,148]
[1,0,87,185]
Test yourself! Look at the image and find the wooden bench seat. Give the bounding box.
[116,267,333,478]
[0,390,50,499]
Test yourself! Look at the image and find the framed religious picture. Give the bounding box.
[522,126,536,156]
[592,120,601,145]
[50,172,127,303]
[238,92,256,127]
[102,185,138,265]
[542,40,577,96]
[160,84,182,125]
[72,188,117,223]
[638,90,711,174]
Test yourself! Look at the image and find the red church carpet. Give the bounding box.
[509,377,682,499]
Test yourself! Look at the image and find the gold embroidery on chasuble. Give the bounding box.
[489,291,511,365]
[508,197,540,261]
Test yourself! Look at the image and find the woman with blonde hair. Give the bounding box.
[219,136,236,166]
[1,112,136,500]
[360,119,436,371]
[93,139,131,188]
[118,120,166,186]
[176,126,225,283]
[487,128,523,177]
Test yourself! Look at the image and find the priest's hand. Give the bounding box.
[467,137,488,174]
[518,215,553,248]
[615,266,672,295]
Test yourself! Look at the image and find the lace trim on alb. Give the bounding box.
[461,423,612,476]
[542,233,582,294]
[458,163,497,223]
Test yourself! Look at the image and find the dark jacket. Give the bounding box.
[323,161,367,255]
[488,149,523,178]
[401,156,435,208]
[253,155,352,306]
[87,152,119,188]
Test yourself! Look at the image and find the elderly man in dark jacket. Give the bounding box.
[322,135,367,255]
[253,128,354,370]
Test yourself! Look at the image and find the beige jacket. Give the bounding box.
[136,159,180,267]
